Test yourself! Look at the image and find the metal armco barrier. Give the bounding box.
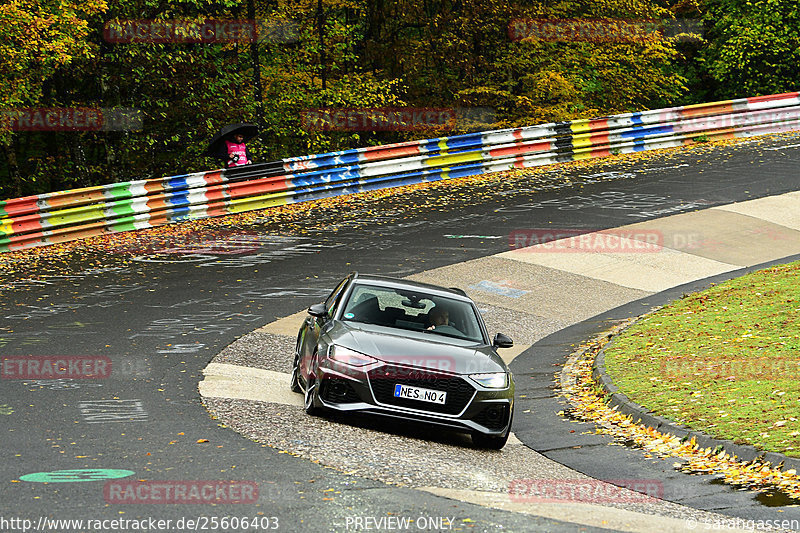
[2,91,799,252]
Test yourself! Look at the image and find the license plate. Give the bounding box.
[393,384,447,405]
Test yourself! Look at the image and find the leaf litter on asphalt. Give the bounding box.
[561,320,800,502]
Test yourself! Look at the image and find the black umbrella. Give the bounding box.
[203,123,259,157]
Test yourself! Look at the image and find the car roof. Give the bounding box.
[350,273,470,300]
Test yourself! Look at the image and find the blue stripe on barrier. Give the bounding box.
[166,192,190,207]
[167,205,191,221]
[290,167,363,188]
[166,177,189,191]
[332,153,363,166]
[446,162,486,179]
[621,124,675,139]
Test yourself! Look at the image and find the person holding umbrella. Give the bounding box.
[204,123,258,168]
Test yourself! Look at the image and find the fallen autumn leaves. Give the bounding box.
[561,321,800,502]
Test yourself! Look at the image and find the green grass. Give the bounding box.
[604,260,800,457]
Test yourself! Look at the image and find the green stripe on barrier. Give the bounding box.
[105,182,134,200]
[107,198,138,218]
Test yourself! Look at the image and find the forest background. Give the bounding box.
[1,0,798,199]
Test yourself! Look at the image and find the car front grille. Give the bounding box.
[367,366,475,415]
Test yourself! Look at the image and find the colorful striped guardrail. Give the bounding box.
[2,91,800,252]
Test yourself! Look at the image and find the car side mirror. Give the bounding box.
[308,303,328,318]
[493,333,513,348]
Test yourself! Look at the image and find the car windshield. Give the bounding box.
[340,284,484,343]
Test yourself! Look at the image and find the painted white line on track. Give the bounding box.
[764,143,800,150]
[419,487,751,533]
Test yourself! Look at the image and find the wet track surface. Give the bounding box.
[1,136,800,532]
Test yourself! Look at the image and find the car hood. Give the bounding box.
[326,321,507,375]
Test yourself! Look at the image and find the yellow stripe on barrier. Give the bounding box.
[571,132,595,149]
[228,193,290,213]
[424,152,482,167]
[570,120,592,134]
[0,218,12,237]
[43,204,106,227]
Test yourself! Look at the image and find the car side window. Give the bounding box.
[324,278,349,316]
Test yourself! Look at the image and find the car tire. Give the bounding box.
[471,431,509,450]
[290,353,302,393]
[304,377,321,416]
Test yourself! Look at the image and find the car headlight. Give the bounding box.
[469,372,509,388]
[328,345,377,367]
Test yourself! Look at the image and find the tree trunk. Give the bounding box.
[247,0,265,126]
[3,136,23,199]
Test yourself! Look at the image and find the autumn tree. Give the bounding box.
[701,0,800,98]
[0,0,107,196]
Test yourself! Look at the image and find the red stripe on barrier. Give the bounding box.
[203,170,224,186]
[1,196,40,217]
[49,225,107,244]
[203,174,228,203]
[47,189,106,208]
[747,92,800,104]
[8,212,44,236]
[145,181,166,195]
[489,141,551,158]
[361,144,423,161]
[590,130,609,147]
[681,102,733,118]
[8,229,44,243]
[202,197,232,218]
[592,147,612,157]
[202,176,229,217]
[227,176,290,198]
[202,180,229,218]
[146,197,168,212]
[588,118,609,132]
[148,212,169,226]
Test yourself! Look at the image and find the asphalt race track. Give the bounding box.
[1,135,800,532]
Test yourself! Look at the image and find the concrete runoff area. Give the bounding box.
[200,190,800,531]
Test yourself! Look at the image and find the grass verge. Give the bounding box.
[604,260,800,457]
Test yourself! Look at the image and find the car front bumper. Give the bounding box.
[315,363,514,436]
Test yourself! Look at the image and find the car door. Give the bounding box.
[299,276,350,380]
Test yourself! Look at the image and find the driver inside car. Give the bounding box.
[426,306,462,336]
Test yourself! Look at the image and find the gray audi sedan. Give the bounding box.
[291,272,515,449]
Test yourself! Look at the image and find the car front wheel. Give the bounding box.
[304,377,321,416]
[290,353,302,393]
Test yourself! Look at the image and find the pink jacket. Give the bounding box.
[224,140,250,167]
